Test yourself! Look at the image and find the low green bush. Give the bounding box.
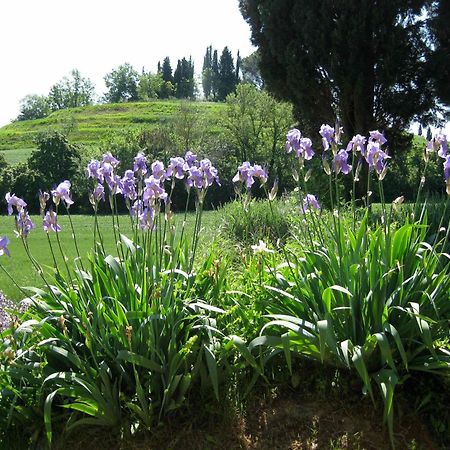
[220,198,290,246]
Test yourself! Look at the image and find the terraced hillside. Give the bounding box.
[0,100,226,162]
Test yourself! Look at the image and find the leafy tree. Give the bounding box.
[217,47,237,101]
[224,84,294,190]
[48,69,95,110]
[241,51,264,89]
[138,72,164,101]
[28,131,82,189]
[104,63,139,103]
[17,95,51,121]
[202,46,213,100]
[239,1,439,137]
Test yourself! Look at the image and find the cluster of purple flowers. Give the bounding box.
[0,292,14,332]
[427,133,450,182]
[5,192,35,239]
[285,128,314,161]
[232,162,268,188]
[286,125,391,178]
[86,150,220,231]
[301,194,321,214]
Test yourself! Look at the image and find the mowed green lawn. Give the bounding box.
[0,147,35,165]
[0,211,223,301]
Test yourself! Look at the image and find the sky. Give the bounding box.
[0,0,255,126]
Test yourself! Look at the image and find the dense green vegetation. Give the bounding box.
[0,123,449,449]
[0,100,226,151]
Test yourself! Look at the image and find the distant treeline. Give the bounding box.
[17,46,250,122]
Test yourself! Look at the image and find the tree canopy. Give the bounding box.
[239,0,447,137]
[104,63,139,103]
[48,69,95,110]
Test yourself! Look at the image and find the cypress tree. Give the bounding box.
[202,46,213,99]
[218,47,237,101]
[239,0,439,137]
[212,50,219,100]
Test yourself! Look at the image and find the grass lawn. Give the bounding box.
[0,147,35,165]
[0,210,223,301]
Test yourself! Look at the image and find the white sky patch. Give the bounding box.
[0,0,255,126]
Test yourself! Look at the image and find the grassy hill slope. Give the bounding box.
[0,100,226,161]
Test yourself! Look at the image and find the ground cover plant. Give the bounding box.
[0,123,449,449]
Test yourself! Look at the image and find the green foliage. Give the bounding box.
[241,51,264,89]
[220,198,290,246]
[104,63,139,103]
[0,100,226,151]
[28,131,82,190]
[242,213,450,444]
[137,72,164,101]
[48,69,95,111]
[17,95,51,121]
[173,57,195,99]
[428,0,450,107]
[202,46,213,100]
[217,47,238,101]
[239,1,441,135]
[224,84,294,190]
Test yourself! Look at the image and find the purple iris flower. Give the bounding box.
[16,210,34,237]
[200,159,220,188]
[233,161,255,188]
[252,164,268,185]
[187,167,204,190]
[166,157,186,180]
[5,193,27,216]
[92,183,105,203]
[102,152,120,168]
[286,128,302,153]
[86,159,104,183]
[333,149,352,175]
[107,175,123,195]
[100,162,114,186]
[39,191,50,214]
[43,210,61,233]
[369,130,387,145]
[143,176,167,205]
[52,181,74,207]
[436,134,448,159]
[130,200,143,217]
[151,161,166,180]
[0,236,10,257]
[301,194,321,213]
[233,162,267,188]
[366,141,391,174]
[185,151,198,168]
[320,124,335,151]
[346,134,367,156]
[444,155,450,181]
[299,138,314,160]
[122,170,137,200]
[133,152,148,175]
[139,207,155,231]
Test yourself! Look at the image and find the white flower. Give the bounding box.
[251,240,274,254]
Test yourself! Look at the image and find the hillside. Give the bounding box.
[0,100,226,162]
